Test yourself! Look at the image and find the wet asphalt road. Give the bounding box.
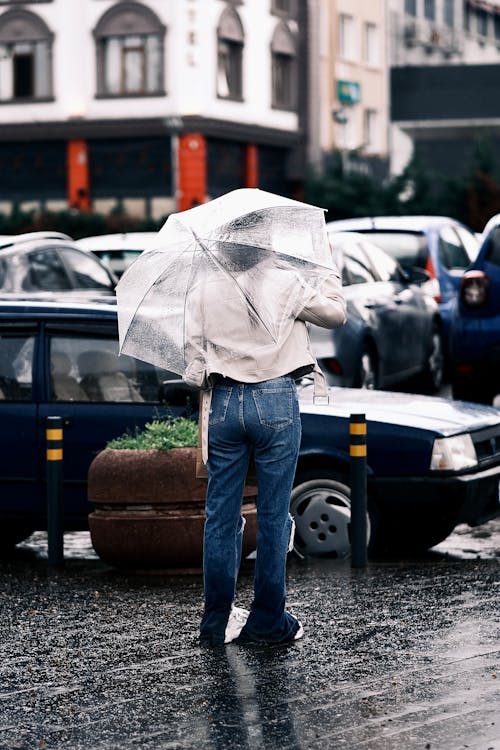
[0,525,499,750]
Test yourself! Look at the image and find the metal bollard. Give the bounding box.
[350,413,367,568]
[46,416,64,566]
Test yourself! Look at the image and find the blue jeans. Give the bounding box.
[200,375,302,644]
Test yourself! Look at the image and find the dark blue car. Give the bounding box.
[309,231,444,393]
[1,300,499,558]
[450,213,500,404]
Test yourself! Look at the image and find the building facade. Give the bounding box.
[0,0,308,217]
[308,0,389,177]
[389,0,500,176]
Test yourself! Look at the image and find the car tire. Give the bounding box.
[355,346,378,390]
[418,323,444,394]
[290,471,371,559]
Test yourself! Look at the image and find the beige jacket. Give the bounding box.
[189,270,347,464]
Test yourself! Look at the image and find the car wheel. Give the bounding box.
[418,324,444,394]
[290,474,370,559]
[355,346,378,390]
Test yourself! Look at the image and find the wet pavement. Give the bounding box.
[1,522,499,750]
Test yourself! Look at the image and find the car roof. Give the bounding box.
[0,298,118,319]
[326,216,461,233]
[76,232,159,251]
[0,231,72,249]
[0,237,98,257]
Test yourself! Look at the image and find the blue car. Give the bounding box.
[325,216,479,359]
[449,213,500,404]
[0,300,499,557]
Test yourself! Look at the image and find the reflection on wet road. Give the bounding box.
[0,522,498,750]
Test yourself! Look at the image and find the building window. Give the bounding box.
[464,1,471,31]
[363,109,378,152]
[216,8,244,100]
[476,9,488,36]
[444,0,454,27]
[363,22,379,66]
[494,14,500,42]
[0,9,53,101]
[339,14,356,60]
[424,0,436,21]
[94,2,165,97]
[405,0,417,16]
[271,22,296,110]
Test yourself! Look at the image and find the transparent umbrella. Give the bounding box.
[116,188,334,388]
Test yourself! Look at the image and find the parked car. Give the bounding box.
[309,231,444,393]
[0,233,117,297]
[449,213,500,404]
[1,299,499,557]
[325,216,480,358]
[76,232,159,277]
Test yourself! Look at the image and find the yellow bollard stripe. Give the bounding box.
[46,428,63,441]
[349,423,366,435]
[47,448,63,461]
[350,445,367,457]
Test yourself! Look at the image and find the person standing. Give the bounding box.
[193,252,346,645]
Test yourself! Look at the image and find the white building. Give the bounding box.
[0,0,307,217]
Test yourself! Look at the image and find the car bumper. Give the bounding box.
[371,463,500,527]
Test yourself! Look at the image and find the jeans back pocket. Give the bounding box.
[252,388,293,430]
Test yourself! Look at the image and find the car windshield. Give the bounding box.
[359,231,429,268]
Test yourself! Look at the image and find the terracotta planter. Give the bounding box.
[88,447,257,570]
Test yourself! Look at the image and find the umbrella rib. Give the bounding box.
[190,230,278,343]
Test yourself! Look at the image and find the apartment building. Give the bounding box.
[389,0,500,176]
[0,0,308,217]
[308,0,389,177]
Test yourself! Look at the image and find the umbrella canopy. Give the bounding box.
[116,188,334,387]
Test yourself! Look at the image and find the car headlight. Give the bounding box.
[430,434,477,471]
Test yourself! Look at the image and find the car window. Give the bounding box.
[24,249,72,291]
[454,226,479,261]
[484,226,500,266]
[361,231,428,268]
[0,334,33,401]
[438,226,471,270]
[341,245,377,284]
[49,336,180,404]
[57,247,114,290]
[360,241,400,282]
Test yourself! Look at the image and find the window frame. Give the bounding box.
[0,8,53,103]
[270,21,297,111]
[216,7,244,101]
[93,1,166,99]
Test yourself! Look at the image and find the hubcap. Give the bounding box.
[291,486,352,558]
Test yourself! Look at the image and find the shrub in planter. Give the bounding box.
[88,417,257,570]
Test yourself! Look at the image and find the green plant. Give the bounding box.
[107,417,198,450]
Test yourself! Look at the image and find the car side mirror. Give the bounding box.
[402,266,432,285]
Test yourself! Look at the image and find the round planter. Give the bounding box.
[88,447,257,570]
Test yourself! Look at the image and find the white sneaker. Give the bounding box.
[294,620,304,640]
[224,606,250,644]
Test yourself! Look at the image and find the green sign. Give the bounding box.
[336,80,361,104]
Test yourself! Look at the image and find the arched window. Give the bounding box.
[271,22,296,111]
[0,9,53,102]
[216,7,244,100]
[94,1,165,97]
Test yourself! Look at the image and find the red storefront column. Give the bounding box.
[67,139,90,211]
[178,133,206,211]
[245,144,258,188]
